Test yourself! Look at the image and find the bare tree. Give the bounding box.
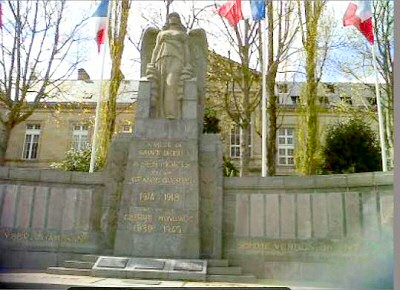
[264,0,298,176]
[97,0,131,166]
[208,14,261,176]
[0,0,89,165]
[337,0,393,169]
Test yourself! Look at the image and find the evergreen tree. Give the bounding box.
[322,118,381,173]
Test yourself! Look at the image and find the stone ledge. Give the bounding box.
[0,167,10,179]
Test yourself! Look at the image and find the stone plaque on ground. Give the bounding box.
[173,261,203,272]
[97,257,129,268]
[92,257,207,281]
[132,259,165,270]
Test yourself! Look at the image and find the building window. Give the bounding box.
[72,124,89,151]
[229,123,252,159]
[291,96,300,105]
[22,124,41,160]
[121,124,132,133]
[326,84,335,93]
[319,96,329,105]
[278,83,288,94]
[277,128,294,166]
[230,125,241,158]
[340,96,353,105]
[367,96,377,106]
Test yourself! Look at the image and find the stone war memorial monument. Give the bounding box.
[0,12,394,287]
[93,12,214,280]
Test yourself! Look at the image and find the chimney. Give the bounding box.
[78,68,91,81]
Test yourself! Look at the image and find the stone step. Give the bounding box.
[47,267,92,276]
[64,261,94,269]
[80,254,99,263]
[206,274,257,283]
[206,259,229,267]
[207,266,242,275]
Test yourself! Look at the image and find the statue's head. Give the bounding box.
[164,12,186,32]
[168,12,181,25]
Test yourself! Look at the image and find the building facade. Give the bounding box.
[2,70,380,175]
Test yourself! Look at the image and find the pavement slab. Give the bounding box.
[0,271,392,290]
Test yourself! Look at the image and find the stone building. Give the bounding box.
[3,70,138,168]
[2,67,379,175]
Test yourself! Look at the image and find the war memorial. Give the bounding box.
[0,13,393,287]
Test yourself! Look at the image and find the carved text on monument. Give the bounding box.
[122,212,195,235]
[139,192,182,202]
[131,176,193,185]
[138,149,185,157]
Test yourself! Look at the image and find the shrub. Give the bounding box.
[322,118,381,173]
[51,147,100,172]
[223,156,239,177]
[203,108,221,133]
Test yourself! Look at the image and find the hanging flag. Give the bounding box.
[343,0,374,45]
[0,0,4,30]
[92,0,110,53]
[217,0,265,27]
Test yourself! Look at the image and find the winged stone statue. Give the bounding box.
[140,13,208,120]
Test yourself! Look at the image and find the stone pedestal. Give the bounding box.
[114,80,201,258]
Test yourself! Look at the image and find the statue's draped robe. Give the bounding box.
[152,30,188,119]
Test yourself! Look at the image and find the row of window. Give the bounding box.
[22,123,132,160]
[279,95,376,106]
[229,126,295,166]
[22,122,294,167]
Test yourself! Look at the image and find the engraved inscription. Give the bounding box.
[139,192,182,203]
[123,213,195,235]
[138,149,184,157]
[0,229,89,244]
[142,141,183,149]
[133,224,155,233]
[124,213,153,223]
[131,176,193,185]
[139,160,190,169]
[158,214,193,223]
[163,225,182,234]
[237,240,361,253]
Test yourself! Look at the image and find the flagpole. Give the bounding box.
[89,43,107,173]
[371,44,388,172]
[261,18,267,177]
[89,1,110,173]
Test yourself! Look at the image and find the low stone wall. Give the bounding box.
[223,171,393,285]
[0,167,105,269]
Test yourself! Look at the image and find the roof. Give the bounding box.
[275,81,379,107]
[38,79,139,104]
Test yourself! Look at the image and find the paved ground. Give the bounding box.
[0,271,391,290]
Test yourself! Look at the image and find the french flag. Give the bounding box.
[217,0,265,27]
[343,0,374,45]
[92,0,110,53]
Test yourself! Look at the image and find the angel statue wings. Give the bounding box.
[140,12,208,120]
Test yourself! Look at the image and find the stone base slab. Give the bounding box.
[92,256,207,281]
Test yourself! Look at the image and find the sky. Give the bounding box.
[79,1,358,83]
[0,0,380,84]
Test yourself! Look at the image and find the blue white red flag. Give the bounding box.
[92,0,109,53]
[217,0,265,27]
[343,0,374,45]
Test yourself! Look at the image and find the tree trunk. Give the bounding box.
[267,75,277,176]
[97,0,130,167]
[240,122,250,176]
[296,0,324,175]
[0,123,11,166]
